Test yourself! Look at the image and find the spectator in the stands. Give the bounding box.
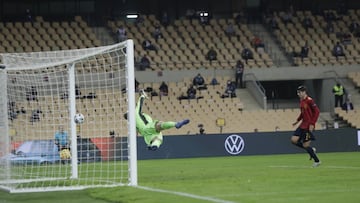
[302,16,313,30]
[152,24,163,41]
[117,25,127,42]
[234,60,245,89]
[159,81,169,96]
[341,98,354,112]
[252,36,265,50]
[325,21,334,35]
[139,55,151,70]
[225,22,236,37]
[300,42,309,59]
[142,39,157,51]
[218,80,236,98]
[332,41,345,58]
[192,73,207,90]
[178,85,197,100]
[241,47,254,63]
[206,47,217,64]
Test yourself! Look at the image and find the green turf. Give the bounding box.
[1,152,360,203]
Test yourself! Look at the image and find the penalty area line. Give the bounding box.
[135,185,236,203]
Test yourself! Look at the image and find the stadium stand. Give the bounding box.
[2,5,360,139]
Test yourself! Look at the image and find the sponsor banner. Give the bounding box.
[134,128,359,160]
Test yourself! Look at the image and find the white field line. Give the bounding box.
[268,165,360,169]
[216,188,360,198]
[136,185,236,203]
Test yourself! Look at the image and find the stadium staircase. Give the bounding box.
[247,23,292,67]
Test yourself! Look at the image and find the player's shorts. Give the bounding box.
[293,127,316,142]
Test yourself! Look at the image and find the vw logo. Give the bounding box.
[224,134,245,155]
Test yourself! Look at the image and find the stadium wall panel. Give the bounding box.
[134,128,360,160]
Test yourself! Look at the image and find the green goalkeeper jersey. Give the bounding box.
[135,112,163,146]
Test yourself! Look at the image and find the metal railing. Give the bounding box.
[244,72,267,109]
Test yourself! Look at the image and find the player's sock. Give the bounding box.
[306,146,320,162]
[175,119,190,129]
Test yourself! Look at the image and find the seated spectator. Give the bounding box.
[302,16,313,30]
[142,39,157,51]
[135,14,145,26]
[241,47,254,62]
[206,47,217,64]
[152,25,163,41]
[139,55,151,70]
[159,81,169,96]
[349,20,360,33]
[192,73,207,90]
[252,36,265,49]
[300,42,309,59]
[325,21,334,35]
[178,85,197,100]
[341,98,354,111]
[332,41,345,58]
[117,26,127,42]
[218,80,236,98]
[225,23,236,37]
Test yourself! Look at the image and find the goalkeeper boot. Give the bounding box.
[147,145,158,151]
[175,119,190,129]
[140,89,148,99]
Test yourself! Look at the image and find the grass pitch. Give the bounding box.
[1,152,360,203]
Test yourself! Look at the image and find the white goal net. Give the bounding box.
[0,40,137,193]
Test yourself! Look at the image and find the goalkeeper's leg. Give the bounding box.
[156,119,190,131]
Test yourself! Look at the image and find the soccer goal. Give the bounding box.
[0,40,137,193]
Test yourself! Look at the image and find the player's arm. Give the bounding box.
[309,100,320,131]
[293,112,302,126]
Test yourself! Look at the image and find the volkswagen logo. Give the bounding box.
[224,134,245,155]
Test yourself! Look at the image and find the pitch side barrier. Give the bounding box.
[132,128,360,160]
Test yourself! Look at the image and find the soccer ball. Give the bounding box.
[60,149,71,160]
[74,113,85,124]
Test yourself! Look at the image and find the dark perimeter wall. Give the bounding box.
[133,128,360,160]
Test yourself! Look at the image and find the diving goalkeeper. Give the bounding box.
[124,90,190,150]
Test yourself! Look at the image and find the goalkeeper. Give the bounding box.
[125,90,190,150]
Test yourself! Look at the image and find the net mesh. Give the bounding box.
[0,42,134,192]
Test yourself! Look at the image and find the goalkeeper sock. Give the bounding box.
[306,147,319,162]
[160,121,176,130]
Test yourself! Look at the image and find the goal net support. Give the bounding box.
[0,40,137,193]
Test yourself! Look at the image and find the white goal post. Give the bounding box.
[0,40,137,193]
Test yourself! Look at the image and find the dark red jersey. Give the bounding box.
[297,96,320,130]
